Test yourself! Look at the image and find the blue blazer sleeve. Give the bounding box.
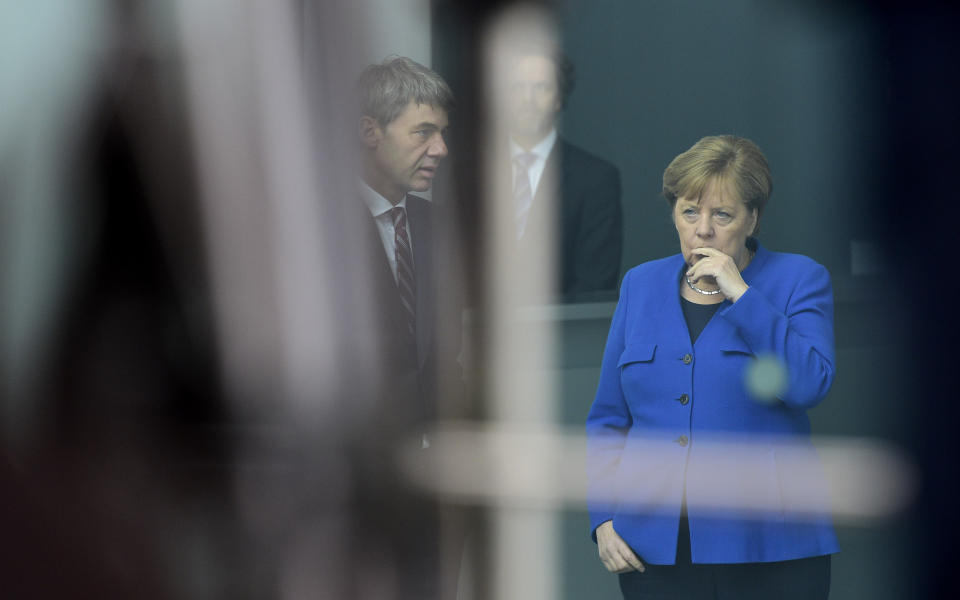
[585,269,633,539]
[719,260,835,410]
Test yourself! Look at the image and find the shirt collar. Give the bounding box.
[509,127,558,162]
[359,179,406,218]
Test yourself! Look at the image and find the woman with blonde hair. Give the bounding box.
[587,135,838,599]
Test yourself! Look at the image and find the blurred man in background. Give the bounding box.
[506,47,623,301]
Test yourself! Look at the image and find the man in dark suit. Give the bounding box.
[356,56,454,428]
[506,48,623,301]
[352,56,460,599]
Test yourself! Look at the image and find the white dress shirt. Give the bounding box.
[359,180,412,283]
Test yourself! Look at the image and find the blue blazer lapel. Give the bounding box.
[654,254,692,345]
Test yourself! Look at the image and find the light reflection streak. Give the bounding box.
[400,422,917,525]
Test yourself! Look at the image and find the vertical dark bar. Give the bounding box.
[875,3,960,597]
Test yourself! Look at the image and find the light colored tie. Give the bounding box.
[513,151,537,239]
[392,206,416,337]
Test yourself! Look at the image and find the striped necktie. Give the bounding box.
[392,206,416,336]
[513,151,537,239]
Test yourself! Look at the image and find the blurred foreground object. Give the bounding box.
[1,1,470,598]
[401,423,917,524]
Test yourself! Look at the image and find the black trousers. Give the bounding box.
[618,515,832,600]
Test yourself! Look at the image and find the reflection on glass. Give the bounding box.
[487,4,623,306]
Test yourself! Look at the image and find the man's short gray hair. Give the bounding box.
[356,56,454,127]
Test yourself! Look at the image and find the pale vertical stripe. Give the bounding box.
[483,6,561,600]
[174,0,338,421]
[175,0,282,414]
[513,152,537,239]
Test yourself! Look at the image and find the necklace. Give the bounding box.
[685,275,721,295]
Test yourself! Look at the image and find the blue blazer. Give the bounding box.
[586,243,840,564]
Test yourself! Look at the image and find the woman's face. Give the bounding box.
[673,178,758,268]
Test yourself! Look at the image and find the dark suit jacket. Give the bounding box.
[518,138,623,301]
[355,193,464,599]
[362,194,459,431]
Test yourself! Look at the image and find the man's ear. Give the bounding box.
[359,116,381,148]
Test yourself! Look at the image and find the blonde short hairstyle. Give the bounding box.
[662,135,772,221]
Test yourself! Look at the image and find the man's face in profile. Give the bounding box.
[507,54,561,144]
[363,101,449,203]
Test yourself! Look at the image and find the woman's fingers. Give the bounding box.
[597,521,645,573]
[602,541,644,573]
[685,260,720,286]
[687,248,731,278]
[599,548,626,573]
[607,544,644,573]
[687,246,724,270]
[686,248,749,301]
[621,546,644,572]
